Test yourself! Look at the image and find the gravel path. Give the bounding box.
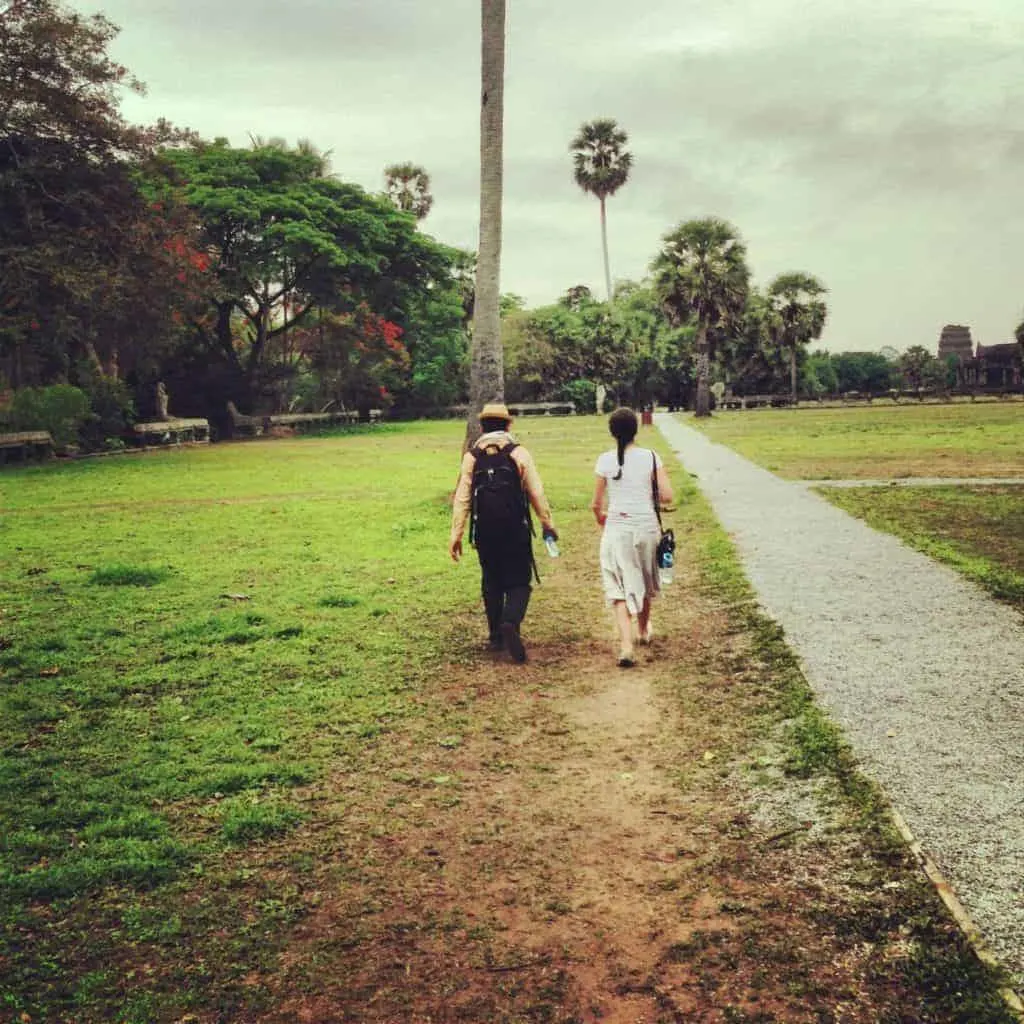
[657,413,1024,988]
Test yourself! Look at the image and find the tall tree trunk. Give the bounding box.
[600,196,612,301]
[790,345,798,405]
[465,0,506,449]
[694,321,711,418]
[215,301,238,366]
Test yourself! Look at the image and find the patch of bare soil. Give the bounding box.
[224,539,990,1024]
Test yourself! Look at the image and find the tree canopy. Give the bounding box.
[766,272,828,402]
[0,0,196,389]
[149,141,462,414]
[571,118,632,301]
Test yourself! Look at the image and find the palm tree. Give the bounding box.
[766,272,828,405]
[652,218,750,417]
[296,138,333,177]
[248,133,288,150]
[570,119,632,301]
[560,284,593,311]
[383,162,434,220]
[465,0,506,447]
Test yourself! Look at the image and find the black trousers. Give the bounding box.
[476,531,533,639]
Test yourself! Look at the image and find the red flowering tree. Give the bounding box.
[304,306,410,420]
[154,140,459,414]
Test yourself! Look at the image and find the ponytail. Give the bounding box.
[607,407,638,482]
[614,437,626,480]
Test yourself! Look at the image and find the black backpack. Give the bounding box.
[469,441,531,545]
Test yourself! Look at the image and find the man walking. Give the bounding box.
[449,403,557,663]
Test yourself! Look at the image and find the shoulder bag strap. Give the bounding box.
[651,450,664,533]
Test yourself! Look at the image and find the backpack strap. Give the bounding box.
[473,439,519,460]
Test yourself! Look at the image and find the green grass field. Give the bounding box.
[0,423,481,1015]
[0,422,474,886]
[692,402,1024,480]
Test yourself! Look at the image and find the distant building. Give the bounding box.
[967,343,1022,389]
[938,325,1022,390]
[937,324,973,361]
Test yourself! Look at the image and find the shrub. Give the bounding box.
[78,373,136,451]
[7,385,90,447]
[557,379,597,414]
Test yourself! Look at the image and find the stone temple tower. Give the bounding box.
[937,324,973,361]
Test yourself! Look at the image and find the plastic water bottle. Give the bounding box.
[544,533,560,558]
[659,549,674,585]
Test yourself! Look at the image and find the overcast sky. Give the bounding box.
[77,0,1024,352]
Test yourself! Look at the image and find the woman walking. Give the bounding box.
[592,408,674,667]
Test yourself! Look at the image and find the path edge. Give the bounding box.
[888,806,1024,1019]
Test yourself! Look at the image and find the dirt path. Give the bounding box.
[246,499,1010,1023]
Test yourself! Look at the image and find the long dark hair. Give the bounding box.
[608,407,638,480]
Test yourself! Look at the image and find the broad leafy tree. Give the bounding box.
[466,0,506,446]
[715,288,774,397]
[401,282,469,411]
[608,283,690,409]
[652,218,750,417]
[831,351,898,394]
[766,272,828,403]
[304,307,409,418]
[570,119,632,301]
[898,345,944,392]
[155,141,458,412]
[803,350,839,398]
[0,0,196,389]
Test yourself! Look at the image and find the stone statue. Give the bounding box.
[156,381,170,422]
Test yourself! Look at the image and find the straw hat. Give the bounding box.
[478,402,512,423]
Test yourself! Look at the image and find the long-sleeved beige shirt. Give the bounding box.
[450,431,554,545]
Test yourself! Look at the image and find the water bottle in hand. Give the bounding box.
[659,549,674,585]
[543,528,560,558]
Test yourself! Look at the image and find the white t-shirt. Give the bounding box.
[595,445,663,526]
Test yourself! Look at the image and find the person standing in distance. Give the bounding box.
[592,407,674,667]
[450,403,557,663]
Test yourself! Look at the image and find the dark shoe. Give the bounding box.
[617,650,635,668]
[488,633,504,651]
[501,622,527,663]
